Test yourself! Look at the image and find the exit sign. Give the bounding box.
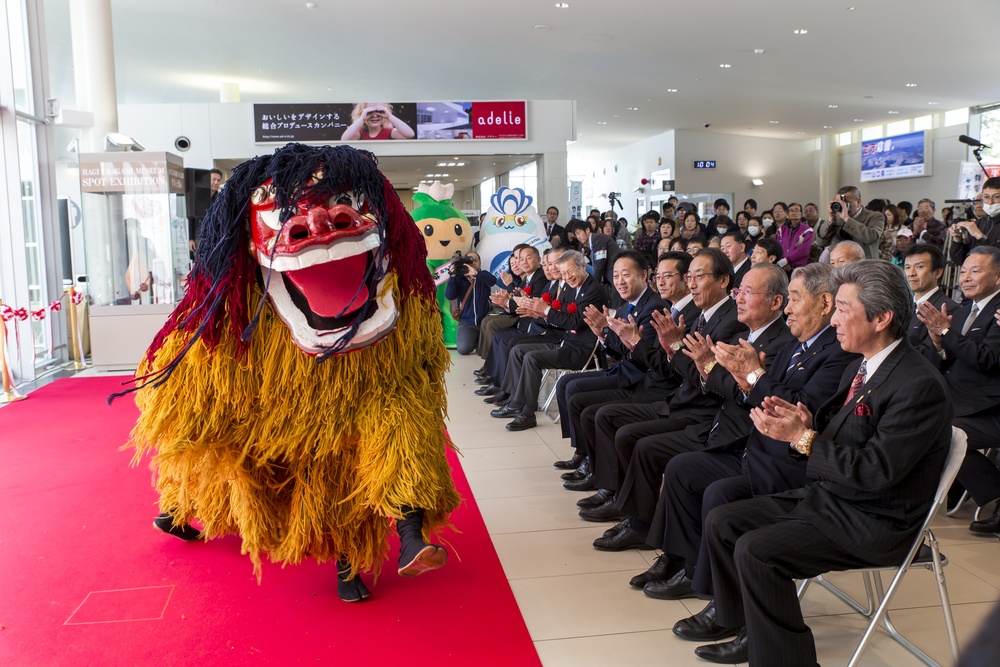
[693,161,717,169]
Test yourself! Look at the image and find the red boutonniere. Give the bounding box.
[523,286,532,296]
[567,303,578,314]
[541,292,553,304]
[551,299,563,311]
[854,403,872,416]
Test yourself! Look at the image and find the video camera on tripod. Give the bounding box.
[606,192,623,211]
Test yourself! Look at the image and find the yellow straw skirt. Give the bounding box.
[128,276,459,579]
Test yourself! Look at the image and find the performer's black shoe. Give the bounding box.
[396,508,448,577]
[336,560,371,603]
[152,512,202,541]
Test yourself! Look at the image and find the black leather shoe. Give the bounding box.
[672,600,740,641]
[579,498,626,523]
[554,452,586,470]
[473,367,488,377]
[603,518,629,538]
[474,384,499,395]
[483,391,509,404]
[644,568,705,600]
[506,415,537,431]
[969,502,1000,535]
[563,474,596,491]
[593,526,652,551]
[491,404,520,418]
[474,375,493,385]
[629,553,684,589]
[560,458,590,481]
[577,489,613,508]
[694,628,748,664]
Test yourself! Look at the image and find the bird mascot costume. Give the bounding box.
[118,143,460,602]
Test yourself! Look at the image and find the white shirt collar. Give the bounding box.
[671,293,694,312]
[629,287,648,308]
[733,256,749,273]
[914,285,940,305]
[747,315,782,343]
[973,288,1000,312]
[862,338,903,383]
[701,295,731,324]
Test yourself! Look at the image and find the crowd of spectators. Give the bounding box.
[446,177,1000,664]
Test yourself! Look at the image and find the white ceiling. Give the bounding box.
[43,0,1000,184]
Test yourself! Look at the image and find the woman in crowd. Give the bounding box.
[680,212,704,240]
[603,218,628,250]
[761,209,777,238]
[669,237,688,254]
[743,215,764,251]
[659,219,677,240]
[879,203,904,261]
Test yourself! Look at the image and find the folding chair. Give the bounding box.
[796,426,967,667]
[945,447,995,521]
[538,338,604,421]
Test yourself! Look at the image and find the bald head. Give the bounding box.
[830,241,865,267]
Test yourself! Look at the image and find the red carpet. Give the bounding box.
[0,377,539,666]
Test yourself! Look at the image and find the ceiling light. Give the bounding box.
[305,2,317,8]
[554,2,569,7]
[769,120,779,124]
[793,29,808,35]
[823,125,833,129]
[597,121,607,125]
[628,107,638,111]
[847,6,855,10]
[753,48,765,55]
[905,83,917,87]
[928,101,939,105]
[534,24,551,30]
[719,63,731,68]
[796,132,805,135]
[887,110,900,115]
[666,88,678,93]
[828,105,839,109]
[751,178,764,186]
[853,118,864,122]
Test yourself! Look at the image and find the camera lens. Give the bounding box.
[831,202,842,213]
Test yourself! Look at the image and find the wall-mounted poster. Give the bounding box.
[254,101,527,143]
[860,131,929,182]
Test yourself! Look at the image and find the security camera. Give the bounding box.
[704,124,711,128]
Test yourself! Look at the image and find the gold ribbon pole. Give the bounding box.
[0,300,27,404]
[64,286,87,370]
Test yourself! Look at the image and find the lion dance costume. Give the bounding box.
[118,144,460,602]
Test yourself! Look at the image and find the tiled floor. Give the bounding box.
[445,351,1000,666]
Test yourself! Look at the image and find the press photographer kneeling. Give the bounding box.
[445,252,496,355]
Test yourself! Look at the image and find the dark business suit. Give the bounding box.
[544,222,570,249]
[908,287,958,366]
[586,232,620,290]
[557,289,667,453]
[589,298,746,495]
[705,340,952,666]
[615,316,792,525]
[730,258,751,292]
[579,297,702,472]
[483,276,563,383]
[651,326,858,594]
[938,292,1000,505]
[503,275,607,417]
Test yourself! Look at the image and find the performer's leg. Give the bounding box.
[396,507,448,577]
[152,511,202,541]
[337,559,371,602]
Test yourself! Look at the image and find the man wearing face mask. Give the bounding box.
[950,178,1000,266]
[814,185,885,259]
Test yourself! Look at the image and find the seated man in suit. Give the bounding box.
[633,263,856,611]
[678,260,951,665]
[473,245,527,364]
[557,251,698,477]
[490,250,608,431]
[588,264,791,550]
[475,246,558,395]
[917,246,1000,534]
[569,218,620,298]
[576,250,747,548]
[550,251,667,469]
[904,243,958,365]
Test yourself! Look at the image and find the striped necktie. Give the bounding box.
[786,342,807,373]
[842,360,867,407]
[695,314,707,334]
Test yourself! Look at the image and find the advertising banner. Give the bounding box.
[255,101,527,143]
[860,131,927,182]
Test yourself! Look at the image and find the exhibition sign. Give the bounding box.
[860,131,928,182]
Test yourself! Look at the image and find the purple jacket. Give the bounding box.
[776,222,814,267]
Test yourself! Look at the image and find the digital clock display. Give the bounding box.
[693,161,717,169]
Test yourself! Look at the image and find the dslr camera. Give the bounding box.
[449,254,476,277]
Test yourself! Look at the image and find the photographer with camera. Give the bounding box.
[444,252,496,355]
[950,177,1000,266]
[814,185,885,259]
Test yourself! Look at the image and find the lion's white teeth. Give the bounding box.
[259,230,380,271]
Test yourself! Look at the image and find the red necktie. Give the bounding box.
[842,360,867,407]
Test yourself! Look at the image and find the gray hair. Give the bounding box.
[833,241,866,262]
[557,249,587,271]
[749,262,789,309]
[791,262,837,297]
[969,245,1000,271]
[834,260,913,340]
